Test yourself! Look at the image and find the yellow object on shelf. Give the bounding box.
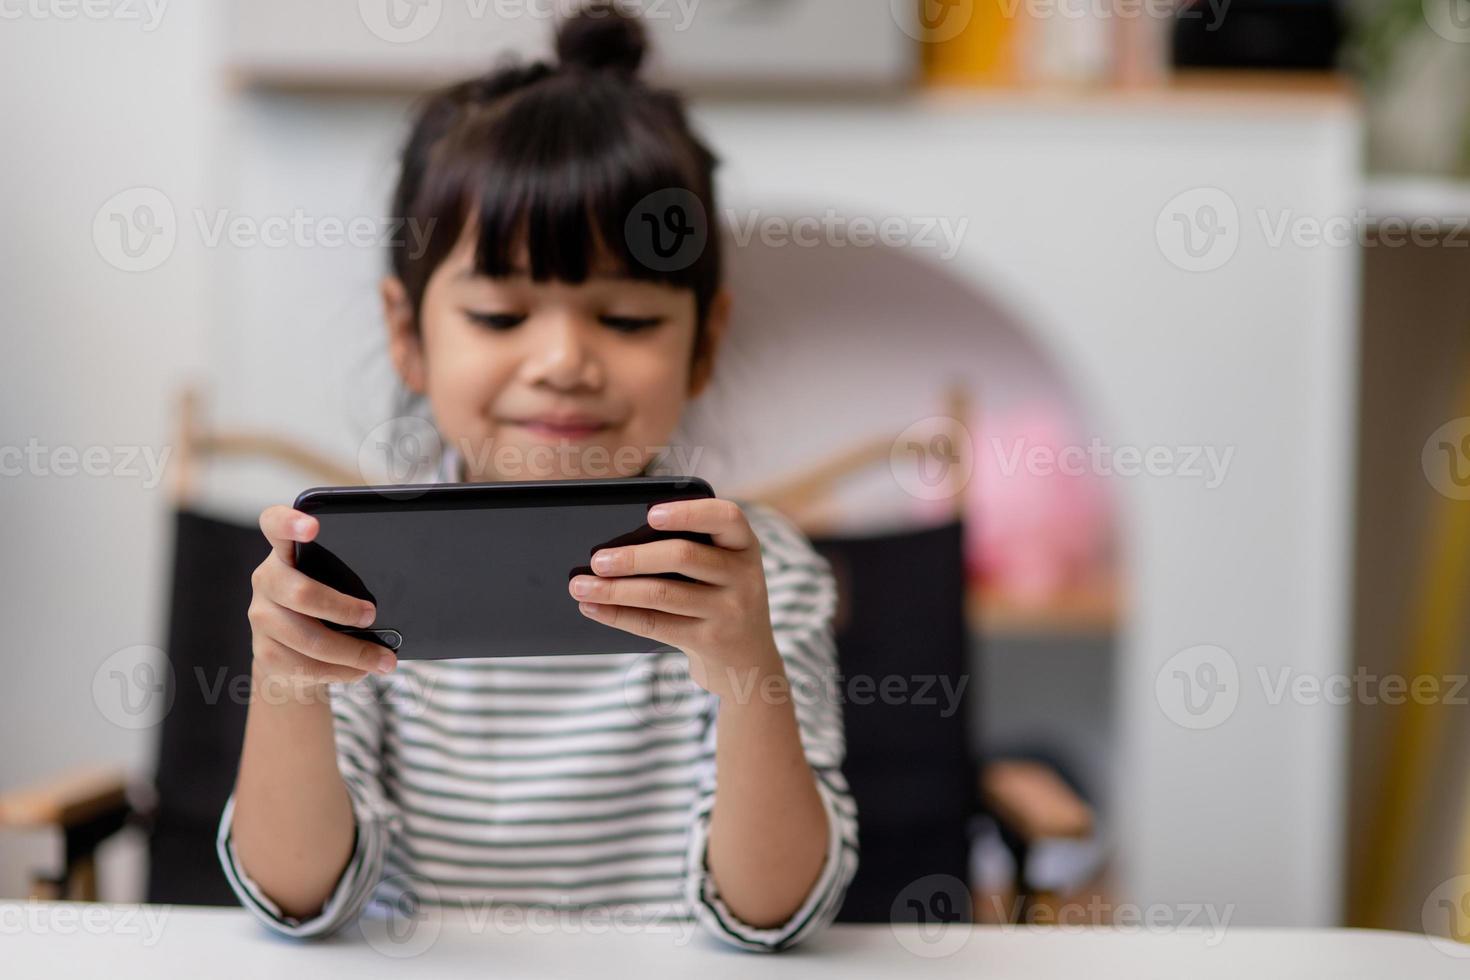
[919,0,1029,86]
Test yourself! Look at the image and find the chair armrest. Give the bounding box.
[981,760,1094,843]
[0,766,131,830]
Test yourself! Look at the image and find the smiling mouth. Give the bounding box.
[508,419,613,440]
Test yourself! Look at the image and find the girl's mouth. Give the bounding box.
[510,419,612,441]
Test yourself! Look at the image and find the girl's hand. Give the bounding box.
[567,498,784,700]
[247,505,397,692]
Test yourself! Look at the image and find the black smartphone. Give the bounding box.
[292,476,715,660]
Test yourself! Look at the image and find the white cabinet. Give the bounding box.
[685,88,1362,925]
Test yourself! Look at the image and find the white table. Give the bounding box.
[2,902,1464,978]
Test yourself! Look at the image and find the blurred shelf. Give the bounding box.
[969,582,1122,640]
[227,59,1356,115]
[224,62,454,97]
[224,62,912,101]
[918,70,1358,112]
[1363,176,1470,226]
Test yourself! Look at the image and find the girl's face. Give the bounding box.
[383,223,727,482]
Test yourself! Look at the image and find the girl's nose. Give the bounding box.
[525,315,602,391]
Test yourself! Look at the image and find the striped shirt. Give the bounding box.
[216,447,860,951]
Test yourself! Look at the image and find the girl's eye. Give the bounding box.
[600,315,664,333]
[465,311,526,331]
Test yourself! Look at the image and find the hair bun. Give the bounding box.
[555,2,647,77]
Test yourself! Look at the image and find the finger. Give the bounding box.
[260,505,318,565]
[251,634,373,689]
[590,537,734,584]
[578,600,697,648]
[568,573,715,618]
[646,498,755,551]
[259,553,376,628]
[254,602,396,674]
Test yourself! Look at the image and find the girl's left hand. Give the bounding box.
[567,497,783,699]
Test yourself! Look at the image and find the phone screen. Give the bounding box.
[295,479,712,660]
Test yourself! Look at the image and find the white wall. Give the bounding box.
[0,5,220,898]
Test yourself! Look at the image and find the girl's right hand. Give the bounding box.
[248,505,397,688]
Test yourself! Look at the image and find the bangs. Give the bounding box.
[422,79,716,297]
[391,54,723,332]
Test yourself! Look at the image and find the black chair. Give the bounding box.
[145,508,262,904]
[810,519,976,922]
[740,384,1097,924]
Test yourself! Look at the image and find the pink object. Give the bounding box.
[966,402,1113,604]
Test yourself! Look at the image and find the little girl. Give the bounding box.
[216,3,858,954]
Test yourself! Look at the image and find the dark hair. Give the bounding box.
[387,2,722,338]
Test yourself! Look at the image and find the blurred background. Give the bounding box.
[1,0,1468,946]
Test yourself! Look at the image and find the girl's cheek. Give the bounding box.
[424,360,510,452]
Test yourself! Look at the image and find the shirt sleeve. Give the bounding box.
[682,502,861,952]
[215,675,399,939]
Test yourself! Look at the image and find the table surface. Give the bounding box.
[2,902,1464,979]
